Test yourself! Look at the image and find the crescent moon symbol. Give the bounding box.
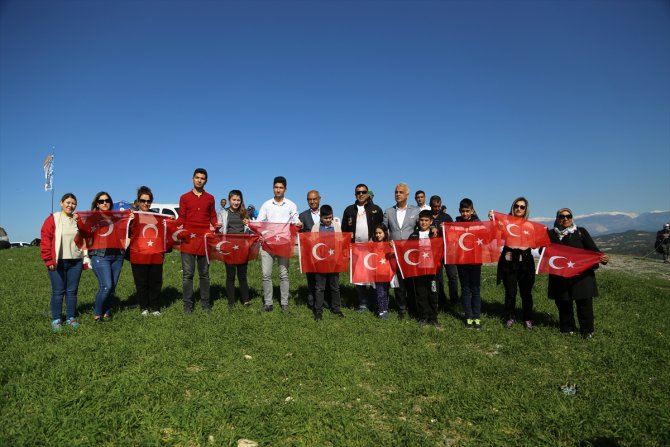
[216,240,231,255]
[403,248,420,266]
[172,228,187,242]
[548,256,568,269]
[312,242,328,261]
[142,224,158,239]
[363,252,378,270]
[458,233,474,251]
[506,223,520,237]
[98,219,114,237]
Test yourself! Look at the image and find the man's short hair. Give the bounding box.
[320,204,333,216]
[429,195,441,205]
[415,190,425,197]
[459,198,474,209]
[355,183,368,191]
[419,209,433,219]
[193,168,208,179]
[273,176,287,187]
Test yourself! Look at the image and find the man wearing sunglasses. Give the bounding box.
[342,184,383,312]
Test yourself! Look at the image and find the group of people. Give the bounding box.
[41,168,609,339]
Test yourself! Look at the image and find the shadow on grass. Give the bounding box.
[578,437,621,447]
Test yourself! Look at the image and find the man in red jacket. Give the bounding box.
[178,168,220,313]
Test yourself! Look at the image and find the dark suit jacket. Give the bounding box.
[299,209,319,232]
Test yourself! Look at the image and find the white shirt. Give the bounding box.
[396,206,407,229]
[354,205,369,242]
[257,198,300,223]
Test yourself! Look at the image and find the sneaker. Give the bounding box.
[103,313,113,321]
[65,317,80,329]
[333,311,345,319]
[264,305,274,312]
[51,319,62,332]
[356,306,368,313]
[243,301,252,307]
[151,311,161,317]
[378,311,389,320]
[465,319,474,329]
[505,319,515,328]
[94,316,105,324]
[582,332,593,340]
[473,319,482,330]
[281,305,289,312]
[141,310,150,316]
[524,320,533,330]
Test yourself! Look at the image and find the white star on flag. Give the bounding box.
[523,230,530,235]
[233,245,239,250]
[328,249,335,256]
[379,258,387,264]
[190,233,196,238]
[274,235,282,242]
[476,238,484,246]
[147,240,154,247]
[567,261,575,268]
[422,252,430,259]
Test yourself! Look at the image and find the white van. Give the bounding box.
[150,203,180,218]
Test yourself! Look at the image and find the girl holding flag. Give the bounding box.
[547,208,608,339]
[218,189,252,308]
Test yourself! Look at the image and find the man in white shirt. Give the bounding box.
[257,176,302,311]
[415,190,431,211]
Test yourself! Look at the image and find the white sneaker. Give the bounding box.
[151,311,161,316]
[141,310,150,316]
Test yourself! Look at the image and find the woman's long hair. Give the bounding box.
[91,191,113,211]
[509,197,529,219]
[228,190,248,221]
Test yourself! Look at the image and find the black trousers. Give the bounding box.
[393,271,412,316]
[314,273,341,314]
[225,263,249,305]
[502,268,535,321]
[131,263,163,312]
[436,264,459,309]
[556,298,594,334]
[410,275,439,323]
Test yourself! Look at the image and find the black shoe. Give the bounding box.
[582,332,593,340]
[314,312,323,321]
[264,305,274,312]
[281,305,289,312]
[332,311,345,318]
[397,312,406,320]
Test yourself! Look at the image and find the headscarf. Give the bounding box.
[553,207,577,240]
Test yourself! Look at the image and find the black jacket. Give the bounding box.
[342,201,383,242]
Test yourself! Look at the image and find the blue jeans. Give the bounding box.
[92,254,125,316]
[458,264,482,319]
[48,259,83,320]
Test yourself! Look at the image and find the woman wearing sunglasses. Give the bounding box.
[88,191,125,323]
[547,208,609,339]
[496,197,536,330]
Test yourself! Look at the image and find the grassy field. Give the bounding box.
[1,247,669,446]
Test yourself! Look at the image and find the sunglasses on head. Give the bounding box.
[97,199,112,204]
[558,214,572,220]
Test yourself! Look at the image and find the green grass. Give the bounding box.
[1,247,669,446]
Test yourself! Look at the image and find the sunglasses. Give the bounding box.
[513,204,526,210]
[355,190,368,195]
[558,214,573,220]
[97,199,112,204]
[139,199,152,204]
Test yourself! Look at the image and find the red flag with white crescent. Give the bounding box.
[350,241,396,283]
[491,211,551,249]
[536,243,603,278]
[298,232,352,273]
[248,222,298,258]
[76,211,130,250]
[128,212,171,263]
[442,221,499,264]
[392,238,443,279]
[205,233,260,265]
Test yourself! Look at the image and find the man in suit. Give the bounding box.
[383,182,420,319]
[299,190,321,308]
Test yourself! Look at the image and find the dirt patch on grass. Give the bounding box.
[603,254,670,281]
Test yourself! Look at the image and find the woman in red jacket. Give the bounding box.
[40,193,86,331]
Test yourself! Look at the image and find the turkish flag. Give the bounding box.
[392,238,443,279]
[205,233,260,265]
[298,232,352,273]
[77,211,130,250]
[165,219,189,252]
[128,212,169,263]
[536,243,603,278]
[442,221,499,264]
[172,222,211,256]
[350,241,396,283]
[491,211,551,249]
[248,222,298,258]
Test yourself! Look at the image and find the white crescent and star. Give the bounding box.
[312,242,329,261]
[403,248,420,266]
[172,228,187,242]
[363,252,378,270]
[548,256,568,269]
[458,233,474,251]
[142,224,158,239]
[98,219,114,237]
[216,240,231,255]
[506,224,520,237]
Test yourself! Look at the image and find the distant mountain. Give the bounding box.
[533,210,670,236]
[593,230,661,257]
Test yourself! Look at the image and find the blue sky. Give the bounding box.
[1,0,668,241]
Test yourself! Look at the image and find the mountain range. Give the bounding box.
[533,210,670,236]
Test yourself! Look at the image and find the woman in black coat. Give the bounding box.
[547,208,609,339]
